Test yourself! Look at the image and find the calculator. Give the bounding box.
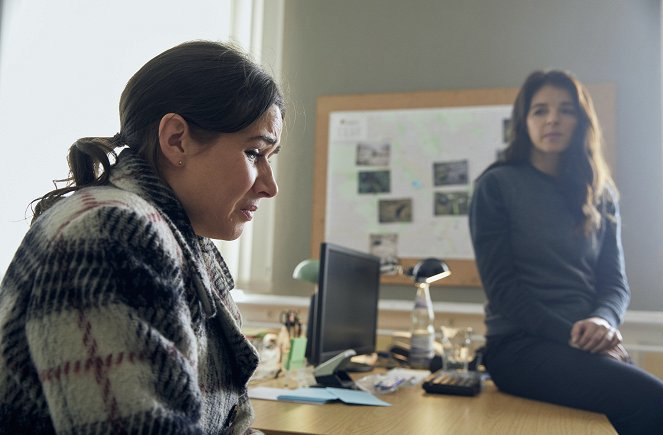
[422,370,483,396]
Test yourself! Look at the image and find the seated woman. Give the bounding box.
[0,40,284,434]
[469,69,663,434]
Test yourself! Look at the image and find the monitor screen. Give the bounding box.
[307,242,381,366]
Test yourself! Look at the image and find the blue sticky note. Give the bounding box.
[327,388,391,407]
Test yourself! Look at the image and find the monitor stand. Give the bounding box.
[314,349,360,389]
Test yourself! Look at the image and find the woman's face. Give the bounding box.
[173,105,282,240]
[526,85,578,162]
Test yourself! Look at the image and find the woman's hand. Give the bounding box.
[602,343,631,363]
[570,317,622,353]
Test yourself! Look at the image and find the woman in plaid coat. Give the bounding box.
[0,40,284,434]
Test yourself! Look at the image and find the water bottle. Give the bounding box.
[409,283,435,369]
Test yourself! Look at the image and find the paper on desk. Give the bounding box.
[248,386,391,406]
[248,387,292,401]
[249,387,333,404]
[386,368,431,384]
[277,387,336,404]
[326,388,391,406]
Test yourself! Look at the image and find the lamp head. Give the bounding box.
[411,258,451,284]
[292,259,320,284]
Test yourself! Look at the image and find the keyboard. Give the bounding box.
[422,370,482,396]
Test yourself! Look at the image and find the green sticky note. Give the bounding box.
[284,337,307,370]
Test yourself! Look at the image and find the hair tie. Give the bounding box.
[110,132,125,146]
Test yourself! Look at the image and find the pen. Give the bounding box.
[375,377,406,393]
[293,313,302,338]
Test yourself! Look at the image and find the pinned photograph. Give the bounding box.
[434,191,470,216]
[356,141,391,166]
[379,198,412,223]
[433,160,469,186]
[369,233,399,269]
[358,170,390,194]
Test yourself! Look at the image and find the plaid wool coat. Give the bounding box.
[0,148,261,434]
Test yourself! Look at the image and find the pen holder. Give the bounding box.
[283,337,315,388]
[283,337,308,371]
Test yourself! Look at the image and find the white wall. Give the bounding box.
[0,0,232,275]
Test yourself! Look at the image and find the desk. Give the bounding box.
[251,375,615,435]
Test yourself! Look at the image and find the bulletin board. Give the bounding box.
[311,85,616,287]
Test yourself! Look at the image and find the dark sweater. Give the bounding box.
[469,163,629,344]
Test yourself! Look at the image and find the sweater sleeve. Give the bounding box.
[469,172,574,344]
[26,207,206,434]
[591,194,630,327]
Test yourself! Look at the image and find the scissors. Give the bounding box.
[279,309,302,338]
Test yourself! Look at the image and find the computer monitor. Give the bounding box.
[306,242,381,367]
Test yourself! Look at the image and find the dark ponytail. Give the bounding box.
[31,134,123,220]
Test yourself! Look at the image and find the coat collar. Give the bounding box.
[109,148,235,318]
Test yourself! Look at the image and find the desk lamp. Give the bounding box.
[409,257,451,321]
[292,259,320,361]
[408,258,451,369]
[292,259,319,285]
[411,258,451,284]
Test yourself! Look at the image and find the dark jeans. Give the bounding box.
[485,333,663,434]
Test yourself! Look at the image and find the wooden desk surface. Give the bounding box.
[250,375,615,435]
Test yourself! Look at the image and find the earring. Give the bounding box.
[177,160,184,166]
